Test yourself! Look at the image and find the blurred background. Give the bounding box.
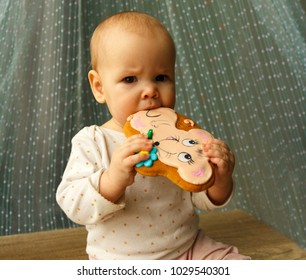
[0,0,305,249]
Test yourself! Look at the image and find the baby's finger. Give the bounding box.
[203,140,235,170]
[122,136,153,156]
[203,138,230,151]
[209,154,230,168]
[125,133,148,141]
[124,152,151,167]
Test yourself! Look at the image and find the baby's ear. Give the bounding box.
[88,70,105,104]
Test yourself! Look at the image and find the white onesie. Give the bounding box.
[56,125,231,259]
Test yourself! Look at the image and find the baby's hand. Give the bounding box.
[110,134,153,186]
[99,134,153,202]
[203,138,235,204]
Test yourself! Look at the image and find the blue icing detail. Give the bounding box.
[136,147,158,168]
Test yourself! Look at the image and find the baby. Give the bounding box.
[56,11,250,260]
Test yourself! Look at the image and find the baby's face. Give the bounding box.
[96,27,176,128]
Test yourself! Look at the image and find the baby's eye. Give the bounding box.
[123,76,137,83]
[155,75,168,82]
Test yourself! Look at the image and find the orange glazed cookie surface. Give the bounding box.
[123,108,215,192]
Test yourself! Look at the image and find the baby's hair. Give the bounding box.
[89,11,175,71]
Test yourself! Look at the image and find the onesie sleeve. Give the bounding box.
[56,126,125,225]
[191,185,234,211]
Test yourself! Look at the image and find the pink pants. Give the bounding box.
[89,230,251,260]
[176,230,251,260]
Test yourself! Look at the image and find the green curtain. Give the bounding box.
[0,0,305,249]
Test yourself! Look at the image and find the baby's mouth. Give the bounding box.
[144,104,160,111]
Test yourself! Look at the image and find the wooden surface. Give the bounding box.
[198,210,306,260]
[0,210,305,260]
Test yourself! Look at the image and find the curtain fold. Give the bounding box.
[0,0,305,249]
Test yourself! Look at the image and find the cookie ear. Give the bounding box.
[177,161,213,185]
[129,114,148,132]
[189,129,213,143]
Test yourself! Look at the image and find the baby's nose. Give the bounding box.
[142,82,158,98]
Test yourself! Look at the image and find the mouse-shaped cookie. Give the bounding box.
[123,107,215,192]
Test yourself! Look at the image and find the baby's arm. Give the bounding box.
[98,134,153,203]
[56,128,154,224]
[56,127,123,225]
[203,138,235,205]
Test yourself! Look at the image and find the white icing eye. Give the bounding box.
[178,152,194,165]
[182,139,198,147]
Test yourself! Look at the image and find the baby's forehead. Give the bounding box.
[90,15,175,70]
[97,24,174,55]
[100,21,166,41]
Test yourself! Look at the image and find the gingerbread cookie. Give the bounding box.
[123,107,215,192]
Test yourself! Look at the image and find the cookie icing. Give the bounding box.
[128,108,213,185]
